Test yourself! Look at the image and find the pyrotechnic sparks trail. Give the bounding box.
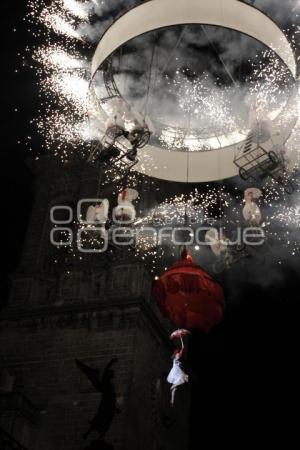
[24,0,300,270]
[62,0,92,20]
[49,180,300,276]
[168,70,237,132]
[27,0,300,156]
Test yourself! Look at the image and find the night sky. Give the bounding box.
[2,1,300,447]
[2,1,34,304]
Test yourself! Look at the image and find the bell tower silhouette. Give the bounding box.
[0,157,189,450]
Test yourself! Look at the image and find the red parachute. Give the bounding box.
[153,249,225,332]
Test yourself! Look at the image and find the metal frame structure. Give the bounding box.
[234,133,295,193]
[91,0,298,182]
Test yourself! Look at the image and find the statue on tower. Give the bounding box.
[75,358,120,448]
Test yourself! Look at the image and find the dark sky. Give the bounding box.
[2,1,300,446]
[2,1,34,301]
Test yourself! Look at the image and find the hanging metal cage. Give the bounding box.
[234,130,295,194]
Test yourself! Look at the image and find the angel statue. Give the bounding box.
[75,358,120,445]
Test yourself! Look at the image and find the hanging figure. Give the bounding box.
[205,228,232,267]
[126,119,144,161]
[243,188,262,226]
[86,199,109,240]
[123,105,154,161]
[167,333,189,406]
[114,188,139,224]
[98,112,133,163]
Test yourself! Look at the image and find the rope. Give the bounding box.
[201,25,238,88]
[96,170,103,199]
[216,0,230,223]
[143,39,156,119]
[186,111,191,184]
[159,27,186,76]
[147,42,160,116]
[184,112,191,235]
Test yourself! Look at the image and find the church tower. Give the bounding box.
[0,157,189,450]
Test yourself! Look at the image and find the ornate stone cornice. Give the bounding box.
[0,297,171,349]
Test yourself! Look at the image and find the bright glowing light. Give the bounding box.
[52,74,89,103]
[25,0,300,266]
[44,48,86,71]
[41,10,83,41]
[63,0,91,20]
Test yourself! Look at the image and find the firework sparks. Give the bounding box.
[62,0,92,20]
[24,0,300,269]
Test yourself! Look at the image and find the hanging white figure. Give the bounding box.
[243,188,262,226]
[104,111,133,152]
[124,105,155,135]
[167,345,188,406]
[114,188,139,224]
[86,199,109,239]
[205,228,232,265]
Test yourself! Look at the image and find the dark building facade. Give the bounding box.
[0,158,189,450]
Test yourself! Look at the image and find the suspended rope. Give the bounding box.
[186,111,191,185]
[151,26,187,118]
[143,39,156,119]
[215,0,231,222]
[96,169,104,199]
[201,25,238,88]
[147,40,160,117]
[183,111,191,234]
[159,27,186,76]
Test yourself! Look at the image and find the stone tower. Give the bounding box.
[0,157,189,450]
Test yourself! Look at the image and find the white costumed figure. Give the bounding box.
[114,188,139,224]
[167,346,189,406]
[205,228,231,263]
[124,105,155,135]
[86,199,109,239]
[243,188,262,226]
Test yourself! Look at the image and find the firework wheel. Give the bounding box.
[239,167,250,181]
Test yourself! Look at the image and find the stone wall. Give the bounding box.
[0,298,189,450]
[0,159,189,449]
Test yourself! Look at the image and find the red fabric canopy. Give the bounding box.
[153,251,225,332]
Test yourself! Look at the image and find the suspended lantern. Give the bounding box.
[153,250,225,332]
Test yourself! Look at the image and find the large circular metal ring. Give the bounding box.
[92,0,298,182]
